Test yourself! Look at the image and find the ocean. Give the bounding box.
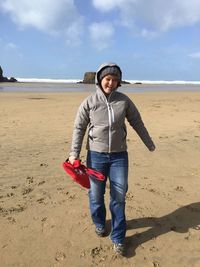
[1,78,200,93]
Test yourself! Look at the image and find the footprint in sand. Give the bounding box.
[55,251,66,262]
[175,186,184,192]
[1,205,26,217]
[11,185,18,189]
[90,246,103,258]
[7,193,15,197]
[126,192,134,201]
[40,163,48,167]
[26,176,34,184]
[159,135,169,139]
[36,198,45,204]
[22,187,33,195]
[153,261,160,267]
[7,216,16,224]
[38,181,45,186]
[179,138,189,142]
[192,225,200,230]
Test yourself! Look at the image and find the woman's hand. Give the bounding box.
[68,155,77,165]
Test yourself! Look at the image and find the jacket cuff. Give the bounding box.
[69,151,79,158]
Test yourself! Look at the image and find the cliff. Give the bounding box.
[0,66,17,82]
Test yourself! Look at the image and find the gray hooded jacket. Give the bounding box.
[69,63,155,158]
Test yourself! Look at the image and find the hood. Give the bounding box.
[95,62,122,88]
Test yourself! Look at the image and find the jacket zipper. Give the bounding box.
[106,96,115,153]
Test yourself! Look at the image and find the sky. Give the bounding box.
[1,0,200,81]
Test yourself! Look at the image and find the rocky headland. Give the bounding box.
[0,66,17,82]
[81,71,130,84]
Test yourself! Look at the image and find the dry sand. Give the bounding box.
[0,90,200,267]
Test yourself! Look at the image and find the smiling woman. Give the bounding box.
[68,62,156,256]
[98,65,121,95]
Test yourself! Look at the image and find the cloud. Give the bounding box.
[92,0,200,35]
[89,22,114,50]
[188,52,200,59]
[6,42,17,49]
[91,0,124,12]
[0,0,84,45]
[0,39,23,62]
[0,39,17,51]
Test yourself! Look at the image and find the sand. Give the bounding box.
[0,90,200,267]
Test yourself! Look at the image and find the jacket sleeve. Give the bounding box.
[126,98,155,151]
[69,98,90,158]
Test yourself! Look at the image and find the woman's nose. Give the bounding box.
[109,79,114,85]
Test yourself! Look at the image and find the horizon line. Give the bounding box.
[15,77,200,85]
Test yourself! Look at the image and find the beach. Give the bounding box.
[0,89,200,267]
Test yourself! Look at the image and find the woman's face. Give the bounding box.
[101,75,119,95]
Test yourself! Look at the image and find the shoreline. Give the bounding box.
[1,81,200,93]
[3,76,200,85]
[2,80,200,85]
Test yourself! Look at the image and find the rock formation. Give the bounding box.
[0,66,3,77]
[82,71,130,84]
[83,72,96,84]
[0,66,17,82]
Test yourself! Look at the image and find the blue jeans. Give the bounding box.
[87,150,128,244]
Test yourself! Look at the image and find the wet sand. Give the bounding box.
[0,90,200,267]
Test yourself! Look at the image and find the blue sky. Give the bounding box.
[1,0,200,81]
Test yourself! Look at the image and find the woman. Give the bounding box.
[68,62,155,255]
